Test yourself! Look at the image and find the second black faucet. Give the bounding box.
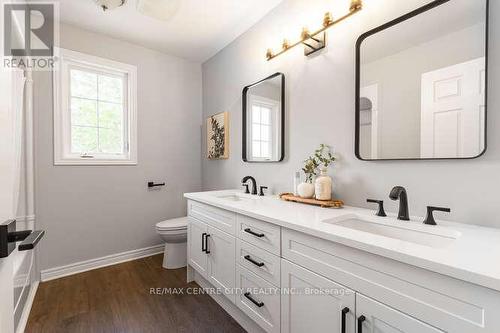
[389,186,410,221]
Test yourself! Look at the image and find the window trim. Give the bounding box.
[53,48,137,165]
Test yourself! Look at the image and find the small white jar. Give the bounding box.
[297,182,315,199]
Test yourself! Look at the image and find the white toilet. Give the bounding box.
[155,217,188,269]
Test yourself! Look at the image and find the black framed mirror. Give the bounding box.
[242,72,285,162]
[355,0,489,161]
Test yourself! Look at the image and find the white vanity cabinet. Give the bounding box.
[187,201,236,302]
[281,229,500,333]
[206,226,236,302]
[187,217,209,275]
[186,196,500,333]
[281,260,356,333]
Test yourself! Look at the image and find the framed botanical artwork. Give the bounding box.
[207,112,229,159]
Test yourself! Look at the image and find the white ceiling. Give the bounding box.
[52,0,284,63]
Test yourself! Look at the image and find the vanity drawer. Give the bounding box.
[236,215,280,255]
[235,265,280,333]
[236,239,280,286]
[188,200,236,235]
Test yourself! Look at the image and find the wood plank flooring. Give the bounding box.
[26,255,245,333]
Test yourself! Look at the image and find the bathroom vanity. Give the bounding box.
[184,190,500,333]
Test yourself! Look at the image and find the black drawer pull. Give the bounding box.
[341,307,350,333]
[244,292,264,308]
[244,255,265,267]
[18,230,45,251]
[357,315,366,333]
[205,234,211,254]
[202,233,207,252]
[244,228,264,238]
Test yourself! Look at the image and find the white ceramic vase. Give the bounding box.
[314,167,332,201]
[297,182,315,199]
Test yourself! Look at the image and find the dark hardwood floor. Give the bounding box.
[26,255,245,333]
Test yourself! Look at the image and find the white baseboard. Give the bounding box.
[16,281,39,333]
[41,244,164,282]
[194,270,265,333]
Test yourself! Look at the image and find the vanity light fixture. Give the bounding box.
[266,0,362,60]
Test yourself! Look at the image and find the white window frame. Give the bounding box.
[53,48,137,165]
[248,94,280,162]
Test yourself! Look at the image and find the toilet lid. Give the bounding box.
[156,217,188,231]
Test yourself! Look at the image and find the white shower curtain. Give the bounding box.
[11,70,26,220]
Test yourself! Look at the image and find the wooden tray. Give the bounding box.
[279,193,344,208]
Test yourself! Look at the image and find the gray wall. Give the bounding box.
[201,0,500,228]
[35,24,202,271]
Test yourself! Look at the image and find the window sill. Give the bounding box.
[54,158,137,166]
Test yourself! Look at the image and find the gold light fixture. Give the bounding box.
[266,0,362,61]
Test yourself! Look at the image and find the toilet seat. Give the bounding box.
[156,217,188,231]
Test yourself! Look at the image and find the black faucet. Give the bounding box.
[242,176,258,195]
[389,186,410,221]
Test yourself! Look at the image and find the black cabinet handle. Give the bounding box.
[341,307,350,333]
[244,228,264,238]
[18,230,45,251]
[202,233,207,252]
[357,315,366,333]
[205,234,211,254]
[244,255,265,267]
[244,292,264,307]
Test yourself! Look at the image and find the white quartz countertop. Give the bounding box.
[184,190,500,293]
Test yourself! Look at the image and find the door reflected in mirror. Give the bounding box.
[243,73,285,162]
[356,0,488,160]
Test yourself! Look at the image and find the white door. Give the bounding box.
[360,84,379,159]
[281,260,356,333]
[187,217,208,276]
[421,57,486,158]
[207,226,235,302]
[356,294,443,333]
[0,68,25,333]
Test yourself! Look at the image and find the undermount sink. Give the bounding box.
[216,194,252,202]
[324,214,460,248]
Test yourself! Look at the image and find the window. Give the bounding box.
[248,95,280,161]
[54,48,137,165]
[251,104,272,159]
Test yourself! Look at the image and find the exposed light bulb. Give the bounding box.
[323,12,333,27]
[266,49,274,60]
[350,0,362,12]
[301,28,310,41]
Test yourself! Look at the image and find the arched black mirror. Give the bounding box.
[242,72,285,162]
